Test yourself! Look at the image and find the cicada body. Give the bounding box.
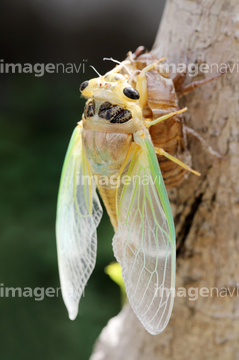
[56,65,185,335]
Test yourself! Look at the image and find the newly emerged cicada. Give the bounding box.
[56,57,199,334]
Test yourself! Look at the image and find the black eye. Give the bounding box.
[123,87,140,100]
[80,80,89,92]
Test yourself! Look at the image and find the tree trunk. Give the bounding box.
[90,1,239,359]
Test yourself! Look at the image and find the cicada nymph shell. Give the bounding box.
[120,51,191,189]
[120,48,226,189]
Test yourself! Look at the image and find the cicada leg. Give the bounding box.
[132,46,145,58]
[173,68,187,91]
[154,147,201,177]
[136,57,166,108]
[172,53,189,90]
[184,126,226,160]
[176,70,227,97]
[143,108,188,128]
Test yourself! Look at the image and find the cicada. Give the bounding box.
[56,58,198,335]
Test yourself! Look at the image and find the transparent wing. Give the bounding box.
[113,133,175,335]
[56,124,102,320]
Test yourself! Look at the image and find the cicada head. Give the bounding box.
[79,71,142,131]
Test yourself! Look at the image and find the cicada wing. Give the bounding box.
[56,124,102,320]
[113,133,176,335]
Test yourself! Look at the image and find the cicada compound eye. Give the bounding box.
[80,80,89,92]
[123,87,140,100]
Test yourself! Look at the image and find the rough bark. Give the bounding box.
[90,1,239,359]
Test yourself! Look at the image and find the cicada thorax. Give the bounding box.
[84,99,133,124]
[122,52,192,189]
[82,97,135,230]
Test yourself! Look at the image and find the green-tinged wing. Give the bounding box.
[56,125,102,320]
[113,133,175,335]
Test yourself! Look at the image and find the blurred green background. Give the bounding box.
[0,1,165,359]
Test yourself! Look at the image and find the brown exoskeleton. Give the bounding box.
[119,46,225,188]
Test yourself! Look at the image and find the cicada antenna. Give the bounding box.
[103,57,121,65]
[89,65,101,77]
[104,57,131,75]
[128,69,141,84]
